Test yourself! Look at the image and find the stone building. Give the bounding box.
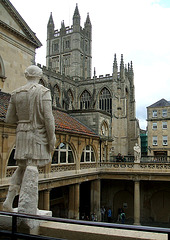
[147,98,170,157]
[0,0,42,93]
[44,4,140,157]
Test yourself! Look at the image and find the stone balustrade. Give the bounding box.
[4,158,170,179]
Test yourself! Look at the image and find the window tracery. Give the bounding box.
[81,145,95,162]
[80,90,91,109]
[52,143,74,164]
[99,88,112,114]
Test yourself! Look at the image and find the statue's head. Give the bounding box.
[24,65,42,80]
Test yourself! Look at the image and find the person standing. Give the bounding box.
[107,208,112,222]
[101,206,106,222]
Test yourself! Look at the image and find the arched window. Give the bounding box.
[80,90,91,109]
[53,84,60,107]
[101,121,109,137]
[99,88,112,114]
[67,89,74,109]
[68,89,73,103]
[8,148,16,166]
[52,143,74,164]
[81,145,95,162]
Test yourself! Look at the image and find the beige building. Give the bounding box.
[147,98,170,157]
[0,0,41,93]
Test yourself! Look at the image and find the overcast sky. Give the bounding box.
[10,0,170,130]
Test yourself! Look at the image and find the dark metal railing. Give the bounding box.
[0,211,170,240]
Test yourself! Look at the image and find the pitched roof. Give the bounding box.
[0,92,98,137]
[53,110,98,137]
[0,92,11,121]
[0,0,42,48]
[147,98,170,108]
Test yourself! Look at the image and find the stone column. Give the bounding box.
[91,179,101,221]
[134,180,140,225]
[68,184,80,219]
[44,189,51,211]
[68,185,74,219]
[74,183,80,220]
[38,191,44,210]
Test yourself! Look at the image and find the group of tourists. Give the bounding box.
[116,153,126,162]
[81,206,126,224]
[101,206,126,224]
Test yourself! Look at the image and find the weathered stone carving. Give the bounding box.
[3,65,56,226]
[134,143,141,163]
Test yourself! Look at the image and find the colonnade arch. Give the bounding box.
[113,189,134,221]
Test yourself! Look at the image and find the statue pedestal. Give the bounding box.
[0,209,52,233]
[14,208,52,229]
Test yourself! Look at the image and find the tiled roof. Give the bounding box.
[0,92,11,121]
[53,110,98,137]
[147,98,170,108]
[0,92,97,137]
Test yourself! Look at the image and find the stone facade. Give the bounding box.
[147,98,170,156]
[0,0,41,93]
[45,5,140,156]
[46,5,91,81]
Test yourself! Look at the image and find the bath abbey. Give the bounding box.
[1,1,170,235]
[43,4,140,157]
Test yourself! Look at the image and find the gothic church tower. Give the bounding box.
[45,5,140,157]
[46,4,92,81]
[112,54,139,155]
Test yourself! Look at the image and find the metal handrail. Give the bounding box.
[0,211,170,240]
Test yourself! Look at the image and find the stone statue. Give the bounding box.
[3,65,56,222]
[134,143,141,163]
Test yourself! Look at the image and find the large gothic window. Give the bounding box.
[99,88,112,114]
[51,56,60,72]
[81,145,95,162]
[52,41,59,53]
[52,143,74,164]
[80,90,91,109]
[63,55,70,75]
